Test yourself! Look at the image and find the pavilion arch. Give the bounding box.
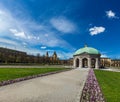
[82,58,88,68]
[75,58,79,67]
[91,58,96,68]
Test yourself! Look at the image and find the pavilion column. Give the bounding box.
[88,58,91,68]
[95,58,99,69]
[79,58,82,68]
[73,58,76,68]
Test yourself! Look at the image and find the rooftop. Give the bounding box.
[74,45,100,56]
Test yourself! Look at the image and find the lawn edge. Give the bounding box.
[0,68,72,87]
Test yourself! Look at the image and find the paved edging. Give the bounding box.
[0,69,72,87]
[75,69,90,102]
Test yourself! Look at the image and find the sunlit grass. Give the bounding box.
[0,68,67,81]
[94,70,120,102]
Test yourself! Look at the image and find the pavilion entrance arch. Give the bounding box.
[82,58,88,68]
[91,58,96,68]
[75,58,79,67]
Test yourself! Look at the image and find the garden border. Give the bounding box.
[80,69,105,102]
[0,68,72,86]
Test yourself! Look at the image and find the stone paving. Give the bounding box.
[0,68,89,102]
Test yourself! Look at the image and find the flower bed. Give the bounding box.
[80,69,105,102]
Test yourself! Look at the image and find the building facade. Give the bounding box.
[100,57,111,67]
[73,45,101,68]
[100,58,120,68]
[111,59,120,67]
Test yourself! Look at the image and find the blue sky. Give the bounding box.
[0,0,120,59]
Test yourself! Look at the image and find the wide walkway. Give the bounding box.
[0,68,89,102]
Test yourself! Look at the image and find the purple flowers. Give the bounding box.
[80,69,105,102]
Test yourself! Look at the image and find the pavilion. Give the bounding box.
[73,45,101,68]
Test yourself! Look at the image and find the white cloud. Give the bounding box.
[0,7,73,48]
[106,10,118,19]
[0,10,14,31]
[89,26,105,35]
[9,29,17,34]
[44,34,48,37]
[9,29,26,38]
[0,10,5,15]
[23,42,27,45]
[0,38,18,45]
[15,32,26,38]
[41,46,47,49]
[101,54,108,58]
[57,51,73,59]
[50,17,76,33]
[0,5,75,58]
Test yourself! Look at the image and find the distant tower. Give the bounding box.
[46,51,49,58]
[53,51,57,61]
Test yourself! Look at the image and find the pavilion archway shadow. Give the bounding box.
[82,58,88,68]
[76,58,79,67]
[91,58,96,68]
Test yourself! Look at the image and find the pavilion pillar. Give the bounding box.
[95,58,99,69]
[79,58,82,68]
[73,58,76,68]
[88,58,91,68]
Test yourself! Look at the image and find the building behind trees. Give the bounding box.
[0,47,59,65]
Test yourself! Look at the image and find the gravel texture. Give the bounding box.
[0,68,89,102]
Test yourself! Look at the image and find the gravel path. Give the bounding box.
[0,68,89,102]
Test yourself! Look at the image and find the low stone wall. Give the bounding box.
[80,69,105,102]
[0,69,71,86]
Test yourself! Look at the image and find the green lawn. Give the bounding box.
[94,70,120,102]
[0,68,67,82]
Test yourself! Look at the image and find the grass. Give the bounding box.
[94,70,120,102]
[0,68,67,82]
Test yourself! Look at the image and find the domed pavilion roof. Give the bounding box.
[74,45,100,56]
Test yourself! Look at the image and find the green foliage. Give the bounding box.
[94,70,120,102]
[0,68,66,81]
[0,47,59,65]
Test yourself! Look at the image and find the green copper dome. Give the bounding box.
[74,45,100,56]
